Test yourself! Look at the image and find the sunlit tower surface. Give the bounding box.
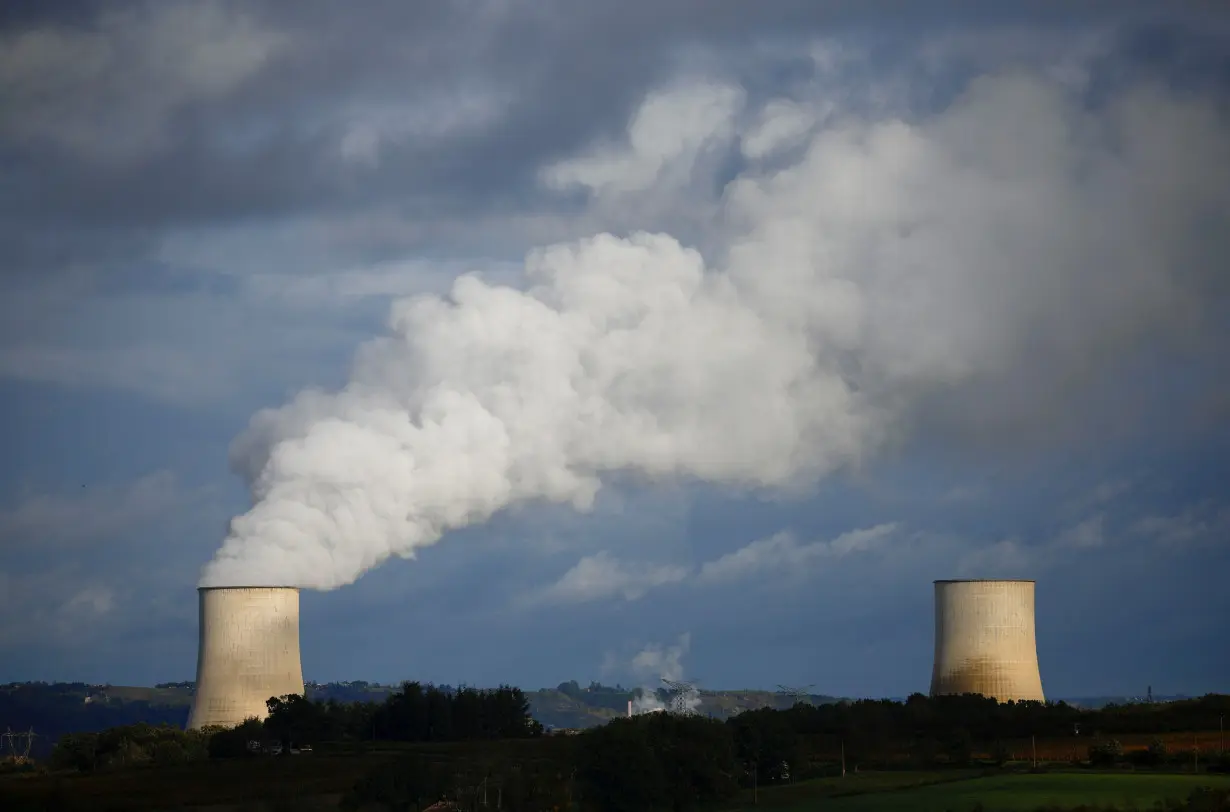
[930,579,1045,703]
[187,586,305,730]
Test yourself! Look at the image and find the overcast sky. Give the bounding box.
[1,1,1228,699]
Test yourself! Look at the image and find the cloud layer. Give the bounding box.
[0,471,186,547]
[533,522,901,605]
[202,62,1229,591]
[3,4,1228,695]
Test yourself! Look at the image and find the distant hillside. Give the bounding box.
[103,685,193,706]
[0,683,189,759]
[301,681,843,730]
[305,681,399,704]
[91,682,404,706]
[102,683,861,727]
[3,681,1215,761]
[46,683,1196,720]
[0,681,843,754]
[1058,695,1192,709]
[527,683,841,730]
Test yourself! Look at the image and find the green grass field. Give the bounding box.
[737,772,1230,812]
[5,752,1228,812]
[722,770,984,809]
[0,738,581,811]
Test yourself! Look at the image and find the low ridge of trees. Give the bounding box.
[0,682,187,760]
[49,723,211,772]
[329,693,1230,812]
[43,681,542,773]
[260,682,543,746]
[28,686,1230,812]
[576,713,740,812]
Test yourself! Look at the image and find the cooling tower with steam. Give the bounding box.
[929,579,1045,703]
[187,587,305,730]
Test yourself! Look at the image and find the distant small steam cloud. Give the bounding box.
[201,64,1229,591]
[627,633,699,715]
[632,632,691,683]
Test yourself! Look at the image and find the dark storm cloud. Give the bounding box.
[1,0,649,230]
[1,0,1211,266]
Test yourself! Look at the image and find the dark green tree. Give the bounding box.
[1088,738,1123,766]
[576,717,669,812]
[944,727,974,766]
[49,732,100,772]
[206,717,265,758]
[576,713,738,812]
[729,708,801,784]
[265,694,325,748]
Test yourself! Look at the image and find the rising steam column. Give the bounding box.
[187,586,305,730]
[929,579,1045,703]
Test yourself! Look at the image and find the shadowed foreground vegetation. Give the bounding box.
[730,774,1230,812]
[1,689,1227,811]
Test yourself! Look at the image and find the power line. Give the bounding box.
[2,727,37,761]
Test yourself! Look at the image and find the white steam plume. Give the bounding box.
[629,633,696,715]
[201,69,1230,590]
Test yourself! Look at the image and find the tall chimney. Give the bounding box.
[187,587,305,730]
[930,579,1045,703]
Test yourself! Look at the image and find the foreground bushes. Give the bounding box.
[577,714,740,812]
[340,755,573,812]
[339,713,739,812]
[1033,788,1230,812]
[49,723,212,771]
[1085,737,1230,773]
[1088,738,1124,766]
[47,681,545,773]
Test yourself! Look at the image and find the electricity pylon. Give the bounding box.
[776,684,816,707]
[661,678,701,715]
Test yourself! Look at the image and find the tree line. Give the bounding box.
[35,689,1230,772]
[0,682,185,761]
[345,702,1230,812]
[795,692,1229,756]
[36,689,1230,812]
[731,693,1229,773]
[262,682,543,748]
[331,691,1230,811]
[45,681,542,770]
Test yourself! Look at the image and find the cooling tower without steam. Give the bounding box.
[930,579,1045,703]
[187,587,305,730]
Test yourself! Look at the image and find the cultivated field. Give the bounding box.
[790,730,1228,766]
[721,770,985,809]
[0,739,577,811]
[735,772,1230,812]
[997,730,1227,763]
[3,738,1227,811]
[0,754,373,811]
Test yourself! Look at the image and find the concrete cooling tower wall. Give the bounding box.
[929,579,1045,703]
[187,587,305,730]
